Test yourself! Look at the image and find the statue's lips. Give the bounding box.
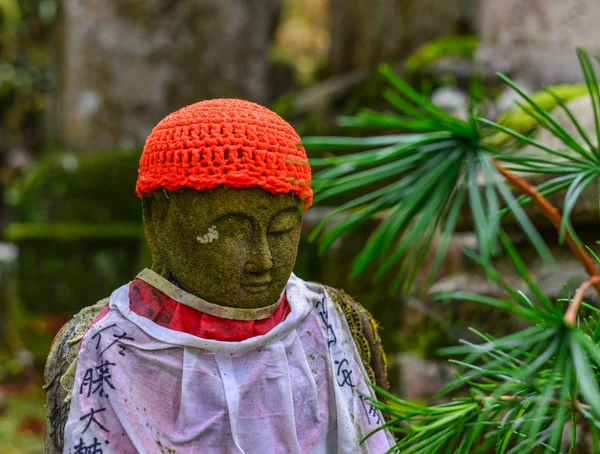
[242,279,272,293]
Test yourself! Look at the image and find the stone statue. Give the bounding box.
[44,99,393,453]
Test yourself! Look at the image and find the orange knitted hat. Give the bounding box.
[136,99,313,210]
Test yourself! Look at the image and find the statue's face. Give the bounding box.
[143,187,304,309]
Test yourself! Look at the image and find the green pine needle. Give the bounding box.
[305,48,600,453]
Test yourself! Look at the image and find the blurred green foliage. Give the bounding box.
[404,36,478,74]
[0,387,45,453]
[0,0,56,153]
[272,0,329,86]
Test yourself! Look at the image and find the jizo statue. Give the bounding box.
[44,99,393,453]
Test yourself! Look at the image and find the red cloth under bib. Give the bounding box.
[128,278,291,342]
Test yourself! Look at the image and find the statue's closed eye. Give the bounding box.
[214,214,253,237]
[268,209,301,234]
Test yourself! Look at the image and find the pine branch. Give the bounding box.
[492,158,600,297]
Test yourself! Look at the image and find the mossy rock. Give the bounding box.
[14,237,143,315]
[486,84,592,146]
[6,149,142,223]
[3,149,146,319]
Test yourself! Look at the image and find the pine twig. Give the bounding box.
[476,394,592,412]
[491,158,600,297]
[564,275,600,326]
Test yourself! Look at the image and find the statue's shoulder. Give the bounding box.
[320,284,388,391]
[44,298,109,454]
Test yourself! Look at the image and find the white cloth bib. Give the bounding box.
[63,274,394,453]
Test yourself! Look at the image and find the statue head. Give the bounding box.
[137,99,312,310]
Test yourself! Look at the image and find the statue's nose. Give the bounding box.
[244,231,274,274]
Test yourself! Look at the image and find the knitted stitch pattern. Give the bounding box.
[136,99,313,210]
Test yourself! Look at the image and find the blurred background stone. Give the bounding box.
[57,0,285,151]
[476,0,600,88]
[388,353,456,400]
[431,86,468,120]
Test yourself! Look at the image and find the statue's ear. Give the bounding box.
[142,191,171,268]
[142,191,170,225]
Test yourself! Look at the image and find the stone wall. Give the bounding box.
[476,0,600,88]
[57,0,283,151]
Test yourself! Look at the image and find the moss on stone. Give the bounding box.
[14,238,141,315]
[486,84,592,146]
[4,222,142,241]
[4,149,146,317]
[7,149,141,224]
